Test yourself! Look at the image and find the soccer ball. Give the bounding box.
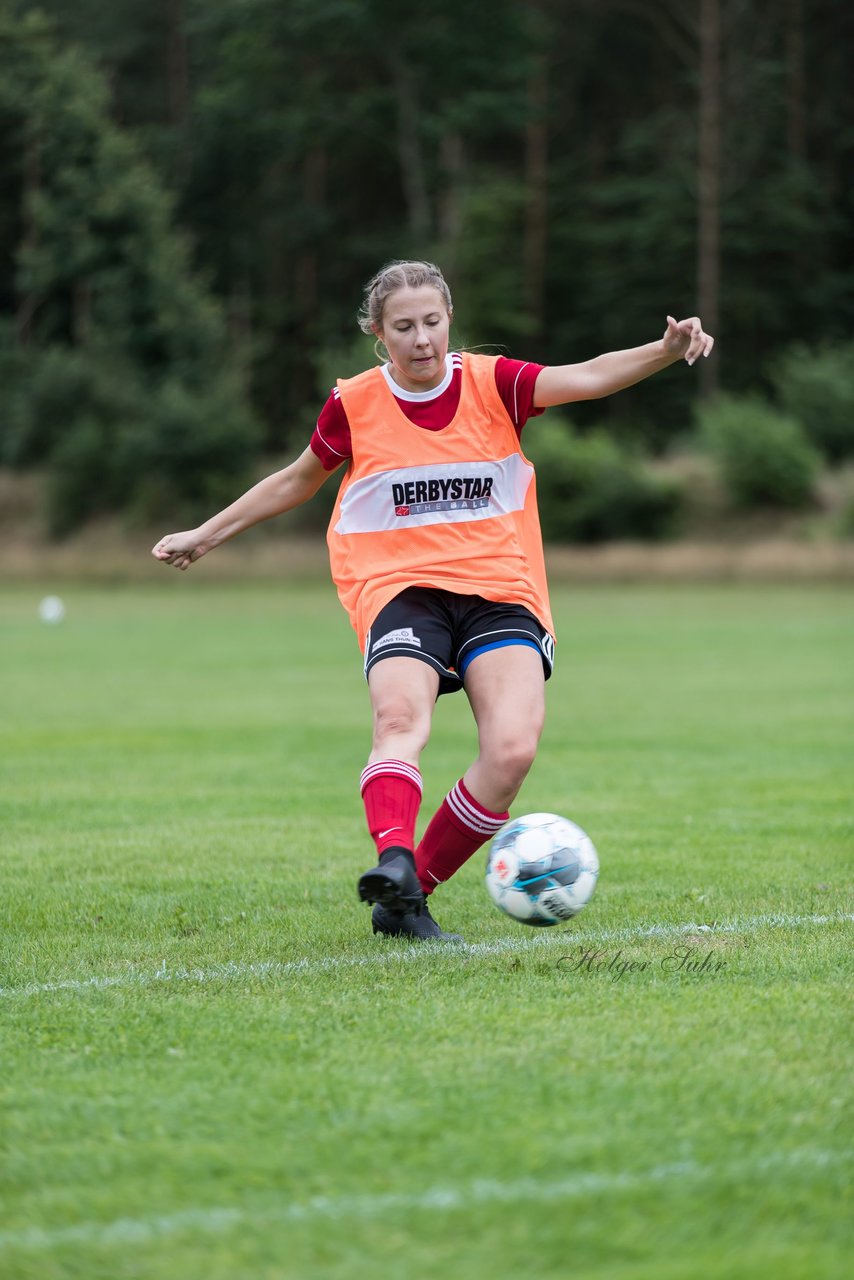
[38,595,65,624]
[486,813,599,927]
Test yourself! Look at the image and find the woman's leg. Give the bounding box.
[463,644,546,811]
[416,645,545,893]
[367,655,439,767]
[357,657,439,909]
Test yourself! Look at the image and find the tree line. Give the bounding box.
[1,0,851,535]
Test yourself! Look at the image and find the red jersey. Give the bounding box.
[310,353,545,470]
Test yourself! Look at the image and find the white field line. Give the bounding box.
[0,1147,847,1253]
[1,911,851,1001]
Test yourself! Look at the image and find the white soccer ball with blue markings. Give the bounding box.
[486,813,599,927]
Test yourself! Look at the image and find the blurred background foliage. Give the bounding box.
[0,0,851,538]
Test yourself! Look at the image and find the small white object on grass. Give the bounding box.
[38,595,66,624]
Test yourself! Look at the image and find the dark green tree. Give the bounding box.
[2,0,852,532]
[0,9,259,532]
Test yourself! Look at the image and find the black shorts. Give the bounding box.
[364,587,555,696]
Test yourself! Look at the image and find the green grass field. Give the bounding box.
[1,579,852,1279]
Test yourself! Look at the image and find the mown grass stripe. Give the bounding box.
[2,911,850,1001]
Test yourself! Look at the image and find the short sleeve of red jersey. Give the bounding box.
[310,390,352,470]
[310,356,547,466]
[494,356,547,436]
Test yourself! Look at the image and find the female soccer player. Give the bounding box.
[153,260,713,943]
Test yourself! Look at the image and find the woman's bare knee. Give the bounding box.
[368,658,438,761]
[372,700,430,748]
[487,734,539,788]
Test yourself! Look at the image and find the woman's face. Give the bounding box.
[375,285,451,393]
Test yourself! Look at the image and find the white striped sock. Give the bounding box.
[446,781,506,837]
[359,760,423,796]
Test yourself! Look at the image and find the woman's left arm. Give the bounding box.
[533,316,714,408]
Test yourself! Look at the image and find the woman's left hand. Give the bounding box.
[663,315,715,366]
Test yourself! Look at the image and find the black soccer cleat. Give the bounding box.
[371,899,465,944]
[357,846,423,913]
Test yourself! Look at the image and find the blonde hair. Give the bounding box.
[358,260,453,335]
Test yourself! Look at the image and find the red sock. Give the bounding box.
[360,760,423,857]
[415,777,508,894]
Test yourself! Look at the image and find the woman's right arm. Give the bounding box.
[151,446,337,570]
